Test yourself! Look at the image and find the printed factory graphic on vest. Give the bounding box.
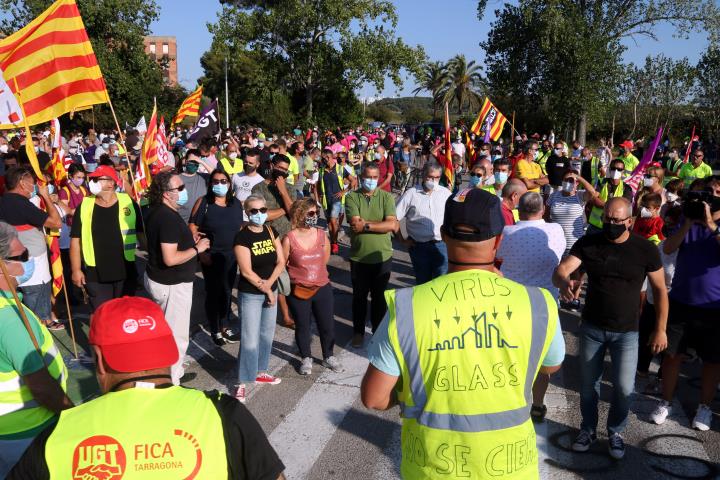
[428,307,516,352]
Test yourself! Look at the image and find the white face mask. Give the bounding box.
[554,148,563,155]
[640,207,653,218]
[607,169,622,180]
[89,180,103,195]
[667,192,679,203]
[562,180,574,192]
[423,180,437,191]
[228,152,238,160]
[643,177,655,187]
[0,144,8,154]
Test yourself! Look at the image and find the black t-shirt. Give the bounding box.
[145,204,197,284]
[0,192,48,227]
[190,198,245,254]
[19,149,51,169]
[546,154,570,186]
[234,225,278,294]
[7,389,285,480]
[70,198,143,283]
[570,232,662,332]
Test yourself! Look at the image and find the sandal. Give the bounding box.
[530,404,547,423]
[44,320,65,331]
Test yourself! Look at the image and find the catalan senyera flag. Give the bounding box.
[441,103,454,187]
[0,0,110,129]
[47,234,63,297]
[465,131,476,165]
[171,85,202,126]
[47,147,68,184]
[135,103,157,199]
[470,97,508,142]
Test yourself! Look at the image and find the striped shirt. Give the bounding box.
[547,190,587,255]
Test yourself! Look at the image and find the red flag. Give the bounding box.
[134,102,156,198]
[47,147,67,185]
[441,103,455,187]
[153,116,169,174]
[682,126,696,164]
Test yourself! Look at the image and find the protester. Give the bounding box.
[587,158,634,234]
[282,198,342,375]
[0,167,62,329]
[514,140,549,193]
[234,195,285,402]
[546,170,597,256]
[178,149,208,223]
[617,140,640,175]
[678,148,713,187]
[373,144,394,192]
[7,296,286,479]
[362,188,564,479]
[189,169,244,345]
[546,141,572,191]
[317,149,355,254]
[57,164,88,305]
[144,171,210,384]
[231,148,265,209]
[642,165,666,204]
[500,178,527,226]
[554,197,668,459]
[632,192,665,245]
[493,157,511,196]
[218,140,244,175]
[0,222,72,477]
[345,162,399,347]
[394,161,451,284]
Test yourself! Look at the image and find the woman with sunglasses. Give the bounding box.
[233,195,286,403]
[189,169,244,346]
[282,198,343,376]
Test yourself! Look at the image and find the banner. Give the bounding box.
[188,99,219,144]
[154,116,169,174]
[626,127,663,196]
[0,0,109,128]
[441,103,454,187]
[172,85,203,126]
[470,97,507,141]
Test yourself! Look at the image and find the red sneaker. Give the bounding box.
[331,243,339,254]
[255,373,281,385]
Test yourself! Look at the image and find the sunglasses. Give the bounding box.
[693,155,703,158]
[90,177,114,182]
[611,167,624,172]
[7,249,29,262]
[211,179,229,185]
[248,207,268,214]
[469,173,482,178]
[306,210,318,217]
[167,184,186,192]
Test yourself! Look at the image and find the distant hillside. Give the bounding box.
[365,96,436,124]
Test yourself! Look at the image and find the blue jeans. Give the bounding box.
[579,323,638,435]
[238,291,278,383]
[408,241,448,285]
[19,281,51,321]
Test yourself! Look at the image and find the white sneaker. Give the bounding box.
[650,400,672,425]
[322,355,344,373]
[692,404,713,431]
[299,357,313,375]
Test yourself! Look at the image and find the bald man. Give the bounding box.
[553,197,668,460]
[500,178,527,226]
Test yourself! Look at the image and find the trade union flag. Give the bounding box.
[470,97,508,142]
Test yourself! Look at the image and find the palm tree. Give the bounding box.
[412,61,447,119]
[441,55,484,115]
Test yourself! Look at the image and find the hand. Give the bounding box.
[559,279,580,303]
[275,175,287,191]
[333,191,345,199]
[265,289,276,306]
[72,270,86,287]
[195,237,211,253]
[350,217,366,233]
[648,330,668,355]
[37,183,50,197]
[701,202,716,230]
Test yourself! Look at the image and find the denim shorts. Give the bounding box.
[19,282,52,321]
[326,200,343,219]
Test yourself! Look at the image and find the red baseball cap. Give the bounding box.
[619,140,634,149]
[89,297,178,373]
[88,165,121,185]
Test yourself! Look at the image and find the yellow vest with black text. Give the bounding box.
[79,193,137,266]
[0,295,67,438]
[536,150,551,175]
[45,386,228,479]
[318,164,346,209]
[219,157,244,175]
[588,181,625,229]
[385,270,557,479]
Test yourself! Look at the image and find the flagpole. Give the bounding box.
[59,260,78,359]
[0,259,45,363]
[510,111,516,154]
[11,78,44,179]
[224,57,230,129]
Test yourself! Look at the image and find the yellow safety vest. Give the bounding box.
[385,270,557,479]
[79,193,137,266]
[45,387,228,478]
[536,150,551,174]
[0,295,67,438]
[588,181,625,229]
[589,157,603,187]
[219,157,244,175]
[318,164,346,209]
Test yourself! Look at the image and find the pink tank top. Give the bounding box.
[287,228,330,287]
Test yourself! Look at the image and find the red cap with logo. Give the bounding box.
[619,140,634,149]
[88,165,121,185]
[89,297,178,373]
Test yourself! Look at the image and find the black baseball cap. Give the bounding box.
[441,187,505,242]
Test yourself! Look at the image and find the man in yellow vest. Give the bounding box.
[69,166,144,312]
[8,296,286,479]
[586,158,634,235]
[218,141,244,176]
[0,222,72,477]
[617,140,639,175]
[361,188,565,479]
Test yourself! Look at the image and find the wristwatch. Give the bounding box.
[363,223,371,232]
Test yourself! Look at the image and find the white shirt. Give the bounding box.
[497,219,566,300]
[395,185,452,242]
[452,142,466,158]
[232,172,265,203]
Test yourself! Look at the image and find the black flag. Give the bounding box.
[188,100,219,144]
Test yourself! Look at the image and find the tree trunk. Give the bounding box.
[306,85,313,122]
[577,113,587,146]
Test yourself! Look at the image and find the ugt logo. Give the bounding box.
[72,435,126,480]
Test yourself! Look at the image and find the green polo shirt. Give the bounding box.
[618,152,639,173]
[345,188,396,264]
[678,162,713,186]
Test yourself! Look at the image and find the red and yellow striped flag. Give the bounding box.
[47,147,68,184]
[134,103,157,199]
[0,0,109,129]
[442,103,455,187]
[46,231,63,297]
[171,85,202,126]
[470,97,507,141]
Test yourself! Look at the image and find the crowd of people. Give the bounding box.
[0,120,718,477]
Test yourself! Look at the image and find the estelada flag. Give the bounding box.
[47,147,68,185]
[470,97,507,142]
[171,85,203,126]
[441,103,454,187]
[0,0,109,128]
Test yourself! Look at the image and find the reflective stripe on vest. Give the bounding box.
[393,285,549,433]
[80,193,137,266]
[588,181,625,228]
[45,387,228,478]
[0,296,67,436]
[220,157,244,175]
[319,164,345,210]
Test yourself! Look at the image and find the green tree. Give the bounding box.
[404,107,430,124]
[365,103,397,124]
[412,61,447,119]
[695,47,720,140]
[440,55,484,115]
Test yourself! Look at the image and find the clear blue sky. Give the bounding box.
[150,0,708,96]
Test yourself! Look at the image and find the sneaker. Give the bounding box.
[45,320,65,331]
[608,433,625,459]
[222,329,240,344]
[212,332,226,346]
[322,356,344,373]
[351,333,364,348]
[530,404,547,423]
[255,373,281,385]
[571,430,597,452]
[331,243,339,255]
[179,372,197,384]
[692,404,713,431]
[299,357,313,376]
[650,399,672,425]
[233,384,247,403]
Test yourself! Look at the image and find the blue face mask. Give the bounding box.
[14,259,35,285]
[176,188,189,206]
[362,178,378,191]
[47,184,55,195]
[469,176,481,188]
[248,212,268,225]
[494,172,509,184]
[212,184,229,197]
[30,185,38,198]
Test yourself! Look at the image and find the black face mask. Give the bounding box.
[244,163,256,174]
[271,169,289,180]
[711,195,720,213]
[603,222,627,241]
